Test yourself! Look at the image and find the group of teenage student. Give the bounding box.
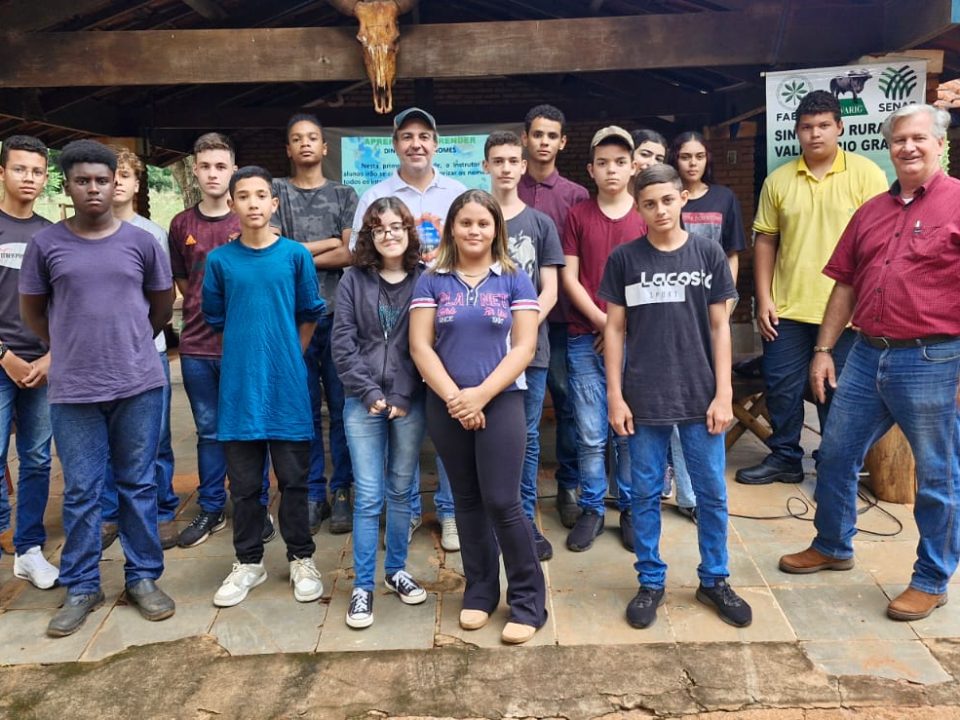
[0,101,752,644]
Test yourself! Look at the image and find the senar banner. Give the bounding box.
[765,60,927,183]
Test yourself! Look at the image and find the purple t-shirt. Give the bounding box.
[410,265,539,392]
[19,221,173,403]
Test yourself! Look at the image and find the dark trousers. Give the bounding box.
[223,440,314,564]
[761,320,855,466]
[426,390,546,627]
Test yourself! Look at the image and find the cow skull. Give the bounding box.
[329,0,418,114]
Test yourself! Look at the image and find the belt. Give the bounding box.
[860,333,958,349]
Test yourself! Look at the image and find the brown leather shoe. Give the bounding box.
[100,522,119,552]
[159,521,179,551]
[778,546,854,574]
[887,587,947,621]
[0,527,14,555]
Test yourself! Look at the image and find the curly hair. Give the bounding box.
[353,196,422,272]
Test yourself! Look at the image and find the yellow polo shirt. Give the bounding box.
[753,150,888,324]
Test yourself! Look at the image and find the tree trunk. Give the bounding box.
[170,156,202,208]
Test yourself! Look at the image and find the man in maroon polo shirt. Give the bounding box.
[779,104,960,622]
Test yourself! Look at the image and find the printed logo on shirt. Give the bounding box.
[624,269,713,306]
[435,289,510,324]
[185,234,197,246]
[508,229,537,279]
[0,242,26,270]
[683,212,722,246]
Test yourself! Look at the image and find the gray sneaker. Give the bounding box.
[47,590,106,637]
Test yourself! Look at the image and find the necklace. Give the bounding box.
[456,268,488,278]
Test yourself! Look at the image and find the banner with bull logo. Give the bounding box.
[765,60,927,182]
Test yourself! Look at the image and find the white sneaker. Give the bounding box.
[440,517,460,552]
[408,515,421,544]
[213,562,267,607]
[13,546,59,590]
[290,557,323,603]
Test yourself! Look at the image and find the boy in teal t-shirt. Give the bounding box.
[202,166,326,608]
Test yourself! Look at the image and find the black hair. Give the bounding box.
[484,130,523,159]
[795,90,841,126]
[633,164,683,201]
[59,139,116,176]
[229,165,275,196]
[1,135,48,167]
[668,130,713,184]
[524,104,566,134]
[286,113,323,139]
[630,128,668,151]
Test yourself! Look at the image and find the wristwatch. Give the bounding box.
[0,342,8,361]
[812,346,833,354]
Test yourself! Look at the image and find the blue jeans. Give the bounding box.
[344,396,426,590]
[409,457,455,521]
[628,422,729,588]
[53,388,165,594]
[102,353,178,524]
[812,337,960,595]
[0,372,52,554]
[181,356,268,512]
[305,314,353,501]
[547,322,579,491]
[669,426,698,509]
[761,320,855,466]
[521,366,548,521]
[567,334,630,513]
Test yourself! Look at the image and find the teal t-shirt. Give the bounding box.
[202,236,325,440]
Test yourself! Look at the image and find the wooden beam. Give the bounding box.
[0,0,114,32]
[181,0,228,21]
[884,0,960,50]
[0,4,883,88]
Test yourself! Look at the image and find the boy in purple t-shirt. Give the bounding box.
[561,126,645,555]
[19,140,176,638]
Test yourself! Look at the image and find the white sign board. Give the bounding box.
[765,61,927,183]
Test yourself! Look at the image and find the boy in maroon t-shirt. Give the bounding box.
[561,126,645,555]
[168,133,271,549]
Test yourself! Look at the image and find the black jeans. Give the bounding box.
[223,440,314,563]
[426,390,546,627]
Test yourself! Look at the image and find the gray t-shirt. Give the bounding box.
[272,178,358,314]
[0,209,50,362]
[506,206,565,368]
[19,221,173,404]
[128,214,169,353]
[598,233,737,425]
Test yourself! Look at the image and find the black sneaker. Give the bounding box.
[308,500,331,535]
[619,510,635,552]
[329,489,352,534]
[177,510,226,548]
[262,513,277,544]
[696,580,752,627]
[346,587,373,629]
[384,569,427,605]
[566,510,604,552]
[556,487,582,529]
[533,526,553,561]
[626,586,664,629]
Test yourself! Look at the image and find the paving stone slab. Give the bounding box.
[437,589,558,648]
[0,605,111,665]
[802,638,952,685]
[317,587,437,652]
[551,585,674,645]
[772,585,918,642]
[210,595,325,655]
[81,601,218,662]
[668,586,795,643]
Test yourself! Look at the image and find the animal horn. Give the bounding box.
[393,0,419,14]
[328,0,360,16]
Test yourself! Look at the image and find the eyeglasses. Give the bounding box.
[6,166,47,180]
[371,223,408,239]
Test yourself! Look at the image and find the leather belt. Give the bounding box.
[860,333,958,349]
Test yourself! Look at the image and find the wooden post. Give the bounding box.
[863,425,916,504]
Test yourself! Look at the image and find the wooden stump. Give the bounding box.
[864,425,916,504]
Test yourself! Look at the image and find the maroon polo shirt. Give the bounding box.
[823,171,960,339]
[519,170,589,324]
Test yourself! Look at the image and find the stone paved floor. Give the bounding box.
[0,356,954,688]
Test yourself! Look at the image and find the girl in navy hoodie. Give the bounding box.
[332,196,427,629]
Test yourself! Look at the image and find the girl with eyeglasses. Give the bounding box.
[332,196,429,629]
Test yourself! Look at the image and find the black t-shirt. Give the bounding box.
[379,273,413,338]
[598,232,737,425]
[680,184,746,254]
[0,209,50,361]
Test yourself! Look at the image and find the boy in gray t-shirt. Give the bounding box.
[601,165,751,632]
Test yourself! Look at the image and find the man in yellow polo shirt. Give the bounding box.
[736,90,888,485]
